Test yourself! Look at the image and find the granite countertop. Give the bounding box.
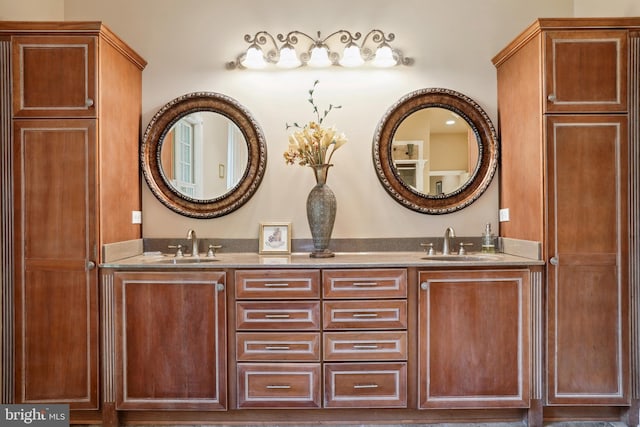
[101,251,544,269]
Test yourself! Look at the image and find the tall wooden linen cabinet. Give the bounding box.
[493,18,640,424]
[0,21,146,416]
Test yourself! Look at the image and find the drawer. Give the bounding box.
[236,332,320,361]
[324,331,407,361]
[324,362,407,408]
[323,300,407,330]
[236,301,320,330]
[235,269,320,299]
[237,363,321,408]
[323,269,407,299]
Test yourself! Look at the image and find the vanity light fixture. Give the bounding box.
[227,29,413,70]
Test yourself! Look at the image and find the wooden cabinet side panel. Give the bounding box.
[97,37,144,246]
[114,271,227,410]
[495,33,545,245]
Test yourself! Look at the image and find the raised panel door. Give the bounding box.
[12,35,97,118]
[546,115,629,404]
[13,119,98,408]
[544,30,627,113]
[418,269,530,409]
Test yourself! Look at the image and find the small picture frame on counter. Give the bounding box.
[259,222,292,255]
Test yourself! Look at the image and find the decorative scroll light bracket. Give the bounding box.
[227,29,413,70]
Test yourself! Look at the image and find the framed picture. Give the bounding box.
[259,222,292,255]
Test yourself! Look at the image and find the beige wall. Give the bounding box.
[3,0,636,240]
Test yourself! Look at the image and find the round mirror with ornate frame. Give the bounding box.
[372,88,499,214]
[142,92,267,218]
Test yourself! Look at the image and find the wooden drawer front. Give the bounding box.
[236,301,320,330]
[323,300,407,330]
[323,269,407,299]
[324,331,407,361]
[324,363,407,408]
[235,269,320,299]
[236,332,320,361]
[237,363,321,408]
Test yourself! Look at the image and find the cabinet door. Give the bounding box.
[114,271,227,410]
[418,269,530,409]
[12,35,97,118]
[546,115,629,405]
[13,119,99,408]
[544,30,627,113]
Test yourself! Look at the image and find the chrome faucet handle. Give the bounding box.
[207,244,222,257]
[458,242,473,255]
[420,242,436,256]
[168,244,184,257]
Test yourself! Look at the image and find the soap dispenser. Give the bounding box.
[481,223,496,253]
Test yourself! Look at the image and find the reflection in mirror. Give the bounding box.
[142,92,267,218]
[391,108,479,196]
[160,112,248,199]
[372,88,498,214]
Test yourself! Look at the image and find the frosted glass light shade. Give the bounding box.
[241,46,267,69]
[307,45,332,67]
[339,44,364,67]
[276,46,301,68]
[372,44,397,67]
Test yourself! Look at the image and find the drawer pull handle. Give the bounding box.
[352,313,378,318]
[353,384,379,389]
[265,314,291,319]
[266,385,291,389]
[353,344,379,350]
[264,283,289,287]
[352,282,377,287]
[265,345,291,350]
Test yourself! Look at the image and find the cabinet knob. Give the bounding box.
[420,281,428,291]
[216,282,225,291]
[549,256,559,266]
[85,98,94,108]
[547,94,556,102]
[86,260,96,270]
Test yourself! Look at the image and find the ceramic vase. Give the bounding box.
[306,164,336,258]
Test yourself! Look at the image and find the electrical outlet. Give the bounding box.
[499,208,510,222]
[132,210,142,224]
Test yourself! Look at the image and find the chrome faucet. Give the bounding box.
[187,229,199,257]
[442,227,456,255]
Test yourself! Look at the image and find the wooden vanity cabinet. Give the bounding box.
[418,269,530,409]
[234,269,322,409]
[493,18,636,410]
[0,22,146,410]
[113,271,227,410]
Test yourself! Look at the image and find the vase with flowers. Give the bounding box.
[284,80,348,258]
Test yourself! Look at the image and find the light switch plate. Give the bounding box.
[132,210,142,224]
[499,208,510,222]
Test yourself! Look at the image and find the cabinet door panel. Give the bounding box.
[547,115,629,404]
[544,30,627,113]
[114,271,227,410]
[419,269,530,409]
[13,120,98,409]
[12,36,97,117]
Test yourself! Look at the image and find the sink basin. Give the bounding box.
[421,254,501,262]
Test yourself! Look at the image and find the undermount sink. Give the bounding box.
[421,254,501,262]
[147,256,219,264]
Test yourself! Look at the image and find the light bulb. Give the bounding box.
[372,44,396,68]
[276,45,301,68]
[240,45,267,69]
[339,43,364,67]
[307,45,332,67]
